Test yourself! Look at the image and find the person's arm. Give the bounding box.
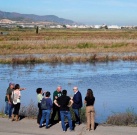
[49,98,53,108]
[68,99,73,107]
[74,93,81,104]
[6,88,11,104]
[19,88,26,91]
[54,99,60,107]
[6,94,11,104]
[84,97,87,104]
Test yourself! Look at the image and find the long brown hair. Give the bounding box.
[86,89,93,99]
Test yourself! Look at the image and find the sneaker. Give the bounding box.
[39,126,42,128]
[45,126,49,129]
[59,121,61,123]
[75,122,80,126]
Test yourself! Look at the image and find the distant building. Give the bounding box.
[108,25,121,29]
[94,25,102,29]
[0,19,16,24]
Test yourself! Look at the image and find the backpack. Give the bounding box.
[12,91,19,105]
[41,98,47,110]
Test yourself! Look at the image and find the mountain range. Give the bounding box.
[0,10,75,24]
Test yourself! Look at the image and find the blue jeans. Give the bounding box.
[73,109,81,124]
[5,101,9,115]
[40,110,51,128]
[60,111,73,131]
[8,103,13,118]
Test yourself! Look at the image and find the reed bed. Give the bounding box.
[107,112,137,126]
[0,39,137,55]
[1,29,137,63]
[1,54,137,64]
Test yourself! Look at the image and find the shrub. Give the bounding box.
[19,100,38,119]
[106,111,137,126]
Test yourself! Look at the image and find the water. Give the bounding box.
[0,61,137,123]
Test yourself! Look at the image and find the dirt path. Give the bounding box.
[0,118,137,135]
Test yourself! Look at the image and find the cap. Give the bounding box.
[9,82,15,86]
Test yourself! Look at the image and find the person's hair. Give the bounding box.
[14,84,20,89]
[36,88,42,94]
[86,89,93,99]
[57,86,62,91]
[46,91,50,97]
[62,90,67,95]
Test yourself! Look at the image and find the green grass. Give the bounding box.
[77,43,97,49]
[104,43,128,49]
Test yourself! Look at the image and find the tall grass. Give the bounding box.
[1,54,137,64]
[19,100,38,119]
[106,108,137,126]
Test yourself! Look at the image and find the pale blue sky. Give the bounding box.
[0,0,137,25]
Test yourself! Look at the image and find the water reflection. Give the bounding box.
[0,61,137,123]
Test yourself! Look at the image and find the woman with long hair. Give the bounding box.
[84,89,95,131]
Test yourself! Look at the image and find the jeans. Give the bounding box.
[5,101,9,115]
[73,109,81,124]
[40,110,51,128]
[8,103,13,118]
[60,111,73,131]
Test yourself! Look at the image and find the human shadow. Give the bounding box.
[19,115,26,121]
[94,122,99,130]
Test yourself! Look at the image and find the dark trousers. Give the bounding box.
[73,108,81,124]
[51,103,60,123]
[37,103,42,124]
[13,103,20,115]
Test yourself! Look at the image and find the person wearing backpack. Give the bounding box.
[39,91,52,129]
[11,84,26,121]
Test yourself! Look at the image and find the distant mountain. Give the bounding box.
[0,10,75,24]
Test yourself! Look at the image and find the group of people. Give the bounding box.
[4,83,26,121]
[36,86,95,132]
[4,83,95,132]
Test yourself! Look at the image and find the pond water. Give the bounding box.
[0,61,137,123]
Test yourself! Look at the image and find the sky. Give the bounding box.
[0,0,137,25]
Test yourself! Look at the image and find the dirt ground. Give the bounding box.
[0,117,137,135]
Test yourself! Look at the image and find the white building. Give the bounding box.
[108,25,121,29]
[94,25,102,29]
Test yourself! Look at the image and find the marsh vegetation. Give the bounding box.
[1,29,137,63]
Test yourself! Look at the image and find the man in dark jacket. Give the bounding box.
[72,86,82,125]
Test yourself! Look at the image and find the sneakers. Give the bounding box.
[59,121,61,123]
[45,126,49,129]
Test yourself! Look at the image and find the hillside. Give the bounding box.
[0,10,75,24]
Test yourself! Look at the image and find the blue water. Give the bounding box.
[0,61,137,123]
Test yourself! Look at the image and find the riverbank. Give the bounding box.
[0,117,137,135]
